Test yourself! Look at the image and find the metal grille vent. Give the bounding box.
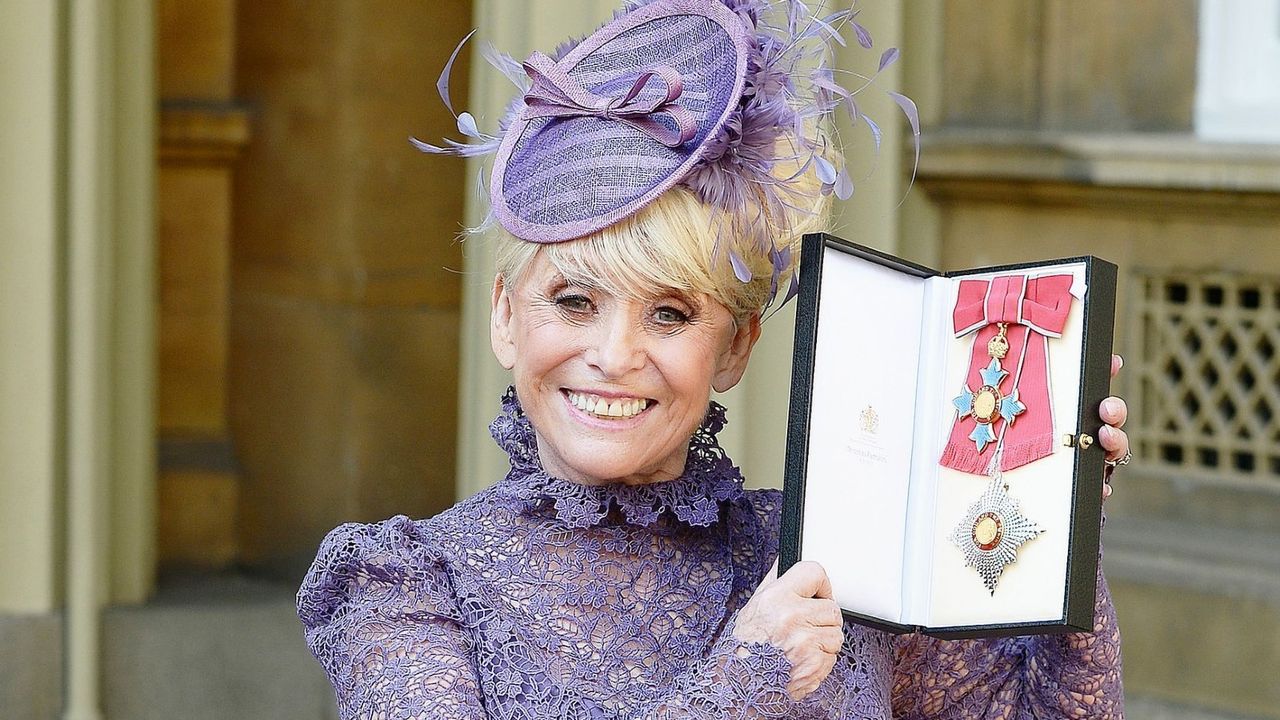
[1133,271,1280,484]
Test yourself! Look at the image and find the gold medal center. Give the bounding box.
[972,512,1003,551]
[974,517,999,545]
[973,387,1000,422]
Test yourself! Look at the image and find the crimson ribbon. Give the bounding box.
[521,51,697,148]
[940,274,1075,475]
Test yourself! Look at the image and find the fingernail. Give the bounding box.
[1103,399,1121,416]
[1117,355,1124,370]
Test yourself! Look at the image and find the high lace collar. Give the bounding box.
[489,387,745,528]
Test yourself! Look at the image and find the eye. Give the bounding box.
[653,305,690,325]
[554,293,594,314]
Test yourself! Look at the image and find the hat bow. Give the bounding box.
[521,51,697,148]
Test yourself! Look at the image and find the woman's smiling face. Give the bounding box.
[490,251,760,486]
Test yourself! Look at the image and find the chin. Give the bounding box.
[560,446,654,485]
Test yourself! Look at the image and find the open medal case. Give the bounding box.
[779,234,1117,639]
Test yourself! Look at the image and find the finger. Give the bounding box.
[779,561,833,600]
[1099,396,1127,428]
[787,656,836,701]
[815,626,845,654]
[1100,425,1129,459]
[801,598,844,628]
[1110,354,1123,378]
[1102,482,1113,500]
[784,624,842,655]
[788,679,820,702]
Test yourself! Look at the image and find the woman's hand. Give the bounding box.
[732,561,843,701]
[1099,354,1130,500]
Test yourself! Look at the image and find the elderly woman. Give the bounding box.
[297,1,1128,718]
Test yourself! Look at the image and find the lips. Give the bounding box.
[565,390,651,419]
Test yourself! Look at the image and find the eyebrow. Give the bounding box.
[553,276,603,294]
[548,268,701,308]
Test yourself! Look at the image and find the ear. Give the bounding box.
[712,312,762,393]
[490,273,517,370]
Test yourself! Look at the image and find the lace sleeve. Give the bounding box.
[634,617,797,719]
[631,614,893,719]
[297,516,486,720]
[890,563,1124,720]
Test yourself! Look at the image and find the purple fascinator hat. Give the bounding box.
[415,0,917,305]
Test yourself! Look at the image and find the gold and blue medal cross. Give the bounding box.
[951,323,1026,453]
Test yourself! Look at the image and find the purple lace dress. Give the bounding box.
[298,392,1123,719]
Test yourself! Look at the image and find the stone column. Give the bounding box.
[0,0,62,621]
[64,1,157,718]
[1,1,156,716]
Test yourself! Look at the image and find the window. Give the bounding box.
[1133,270,1280,484]
[1196,0,1280,143]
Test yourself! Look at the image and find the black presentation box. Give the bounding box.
[779,233,1117,639]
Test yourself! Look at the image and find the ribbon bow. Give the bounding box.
[521,51,698,148]
[953,274,1074,340]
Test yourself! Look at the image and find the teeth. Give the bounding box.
[567,392,649,419]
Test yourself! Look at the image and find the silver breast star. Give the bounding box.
[949,478,1044,594]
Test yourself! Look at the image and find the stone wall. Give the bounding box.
[154,0,474,580]
[231,1,472,580]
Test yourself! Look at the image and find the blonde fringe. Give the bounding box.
[494,151,831,322]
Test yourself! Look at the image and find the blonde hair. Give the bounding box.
[495,169,829,322]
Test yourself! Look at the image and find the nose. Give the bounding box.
[586,306,646,379]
